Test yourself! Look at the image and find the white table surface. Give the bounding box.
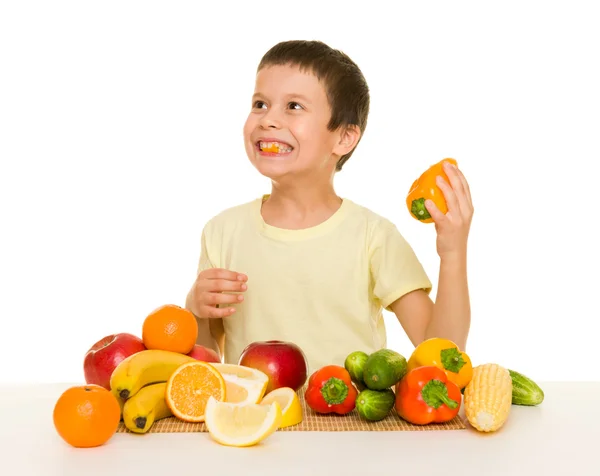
[1,382,598,476]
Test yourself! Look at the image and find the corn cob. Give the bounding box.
[464,363,512,432]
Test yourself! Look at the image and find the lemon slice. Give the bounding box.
[211,363,269,404]
[204,397,282,447]
[260,387,303,428]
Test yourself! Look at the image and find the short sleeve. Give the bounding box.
[369,220,432,310]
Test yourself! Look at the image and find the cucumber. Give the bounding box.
[508,369,544,406]
[356,388,396,421]
[363,349,407,390]
[344,351,369,387]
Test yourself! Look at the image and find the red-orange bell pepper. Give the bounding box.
[304,365,357,415]
[394,365,461,425]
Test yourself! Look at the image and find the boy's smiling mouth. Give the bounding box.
[256,140,294,155]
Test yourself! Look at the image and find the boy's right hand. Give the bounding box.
[190,268,248,318]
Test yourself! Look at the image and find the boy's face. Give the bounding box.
[243,64,344,181]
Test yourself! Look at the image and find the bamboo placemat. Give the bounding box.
[116,385,465,433]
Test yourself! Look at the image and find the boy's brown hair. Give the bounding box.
[258,40,370,171]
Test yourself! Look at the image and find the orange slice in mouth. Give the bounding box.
[257,141,293,153]
[263,144,280,153]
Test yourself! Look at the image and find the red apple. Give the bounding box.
[187,344,221,363]
[83,333,147,390]
[238,340,308,393]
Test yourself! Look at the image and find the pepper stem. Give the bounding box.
[421,379,458,409]
[320,377,349,405]
[440,347,466,373]
[411,197,431,220]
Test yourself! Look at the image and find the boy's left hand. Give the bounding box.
[425,161,474,259]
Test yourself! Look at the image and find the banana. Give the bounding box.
[122,382,172,433]
[110,349,195,402]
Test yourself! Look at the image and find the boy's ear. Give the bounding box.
[333,125,361,157]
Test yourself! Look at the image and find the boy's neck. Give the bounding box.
[261,181,342,230]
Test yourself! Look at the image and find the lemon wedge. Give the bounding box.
[260,387,303,428]
[210,363,269,405]
[204,397,282,447]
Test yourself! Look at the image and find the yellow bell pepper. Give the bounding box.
[407,338,473,390]
[406,158,457,223]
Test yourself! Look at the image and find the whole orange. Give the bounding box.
[53,384,121,448]
[142,304,198,353]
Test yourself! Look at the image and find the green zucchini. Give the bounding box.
[508,369,544,406]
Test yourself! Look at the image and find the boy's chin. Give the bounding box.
[253,164,292,181]
[250,158,296,180]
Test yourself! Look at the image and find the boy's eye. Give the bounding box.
[253,100,267,109]
[288,102,303,110]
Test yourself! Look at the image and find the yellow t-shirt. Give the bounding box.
[196,195,432,374]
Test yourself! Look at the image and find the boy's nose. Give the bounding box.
[259,111,282,129]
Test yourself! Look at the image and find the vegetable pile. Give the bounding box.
[305,337,545,433]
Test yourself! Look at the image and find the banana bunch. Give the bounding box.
[110,349,195,433]
[123,382,173,433]
[110,349,195,401]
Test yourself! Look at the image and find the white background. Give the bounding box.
[1,1,598,384]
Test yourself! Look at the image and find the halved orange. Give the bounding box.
[165,361,226,422]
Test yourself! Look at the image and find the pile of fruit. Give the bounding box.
[53,304,307,449]
[52,303,544,449]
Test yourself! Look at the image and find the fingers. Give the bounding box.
[202,291,244,306]
[198,268,248,292]
[203,278,248,293]
[202,267,248,282]
[202,304,238,319]
[435,174,461,216]
[425,199,446,223]
[443,161,465,197]
[443,161,473,215]
[455,167,473,209]
[195,290,243,319]
[194,268,248,319]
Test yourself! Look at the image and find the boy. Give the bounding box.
[185,40,474,373]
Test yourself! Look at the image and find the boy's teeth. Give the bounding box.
[259,141,293,153]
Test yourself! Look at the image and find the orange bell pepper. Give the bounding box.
[394,366,461,425]
[406,158,457,223]
[407,337,473,390]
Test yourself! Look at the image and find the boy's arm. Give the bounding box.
[185,288,223,359]
[184,221,227,360]
[390,252,470,351]
[390,161,473,352]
